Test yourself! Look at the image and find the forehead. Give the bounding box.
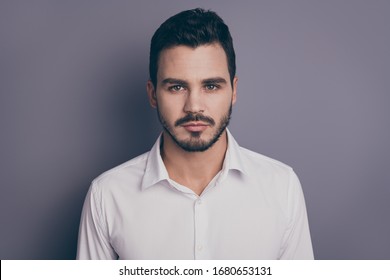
[157,43,229,81]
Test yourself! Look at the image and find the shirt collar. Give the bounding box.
[141,129,247,191]
[224,129,248,176]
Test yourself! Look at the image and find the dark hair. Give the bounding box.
[149,8,236,87]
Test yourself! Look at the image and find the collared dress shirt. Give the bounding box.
[77,130,314,259]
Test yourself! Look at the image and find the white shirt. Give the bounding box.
[77,130,314,259]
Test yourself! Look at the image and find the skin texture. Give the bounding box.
[147,43,238,195]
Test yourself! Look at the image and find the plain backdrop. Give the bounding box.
[1,0,389,259]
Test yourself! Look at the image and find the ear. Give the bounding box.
[146,80,157,108]
[232,76,238,105]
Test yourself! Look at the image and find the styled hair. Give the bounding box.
[149,8,236,87]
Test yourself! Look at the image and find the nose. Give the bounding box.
[183,89,204,114]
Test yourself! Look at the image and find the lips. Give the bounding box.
[182,122,209,132]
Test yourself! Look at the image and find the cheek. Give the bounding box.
[157,97,183,120]
[208,96,232,114]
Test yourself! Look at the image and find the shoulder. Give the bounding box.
[237,147,303,216]
[236,146,301,201]
[90,151,149,193]
[239,146,294,177]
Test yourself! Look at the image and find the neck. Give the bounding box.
[161,130,228,195]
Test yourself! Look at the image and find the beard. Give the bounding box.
[157,104,232,152]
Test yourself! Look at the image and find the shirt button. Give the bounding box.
[197,245,203,251]
[196,199,202,205]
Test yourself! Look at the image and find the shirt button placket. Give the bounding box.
[194,198,208,259]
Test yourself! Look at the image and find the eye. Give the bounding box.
[169,85,185,92]
[205,84,219,91]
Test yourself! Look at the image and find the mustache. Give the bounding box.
[175,113,215,127]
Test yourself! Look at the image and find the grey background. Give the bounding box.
[1,0,389,260]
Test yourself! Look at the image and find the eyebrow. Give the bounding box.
[161,78,188,86]
[202,77,227,85]
[161,77,227,85]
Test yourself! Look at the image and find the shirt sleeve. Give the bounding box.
[279,170,314,259]
[76,181,118,260]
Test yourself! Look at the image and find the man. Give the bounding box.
[77,8,314,260]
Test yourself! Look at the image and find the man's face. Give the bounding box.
[147,43,237,152]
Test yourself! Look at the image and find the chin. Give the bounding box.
[172,129,224,152]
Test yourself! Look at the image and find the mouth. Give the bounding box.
[181,122,209,132]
